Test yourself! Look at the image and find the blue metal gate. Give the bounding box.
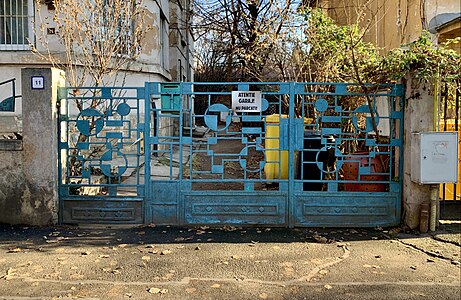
[58,82,404,227]
[58,87,146,223]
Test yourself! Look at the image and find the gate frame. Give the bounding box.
[57,81,404,227]
[142,81,404,228]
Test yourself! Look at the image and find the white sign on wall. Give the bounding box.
[31,76,44,90]
[232,91,261,112]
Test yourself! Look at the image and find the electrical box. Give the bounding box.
[160,83,181,111]
[411,132,458,184]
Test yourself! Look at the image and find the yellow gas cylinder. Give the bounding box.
[264,114,289,180]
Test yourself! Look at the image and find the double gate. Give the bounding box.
[58,82,404,227]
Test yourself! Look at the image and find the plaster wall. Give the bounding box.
[0,66,169,118]
[426,0,460,23]
[322,0,460,51]
[402,76,436,229]
[0,150,25,224]
[0,68,64,225]
[32,0,169,66]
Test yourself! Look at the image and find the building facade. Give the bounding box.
[0,0,194,115]
[305,0,460,53]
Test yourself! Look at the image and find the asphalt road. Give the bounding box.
[0,224,459,299]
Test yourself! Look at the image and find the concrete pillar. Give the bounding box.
[19,68,65,225]
[402,75,436,229]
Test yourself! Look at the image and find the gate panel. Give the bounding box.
[58,87,146,224]
[183,192,287,225]
[144,82,404,227]
[291,83,403,226]
[149,181,180,225]
[145,82,292,226]
[294,193,397,227]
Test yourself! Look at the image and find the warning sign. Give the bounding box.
[232,91,261,112]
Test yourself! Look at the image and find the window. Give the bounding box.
[0,0,32,50]
[115,10,136,56]
[92,0,138,57]
[160,12,167,68]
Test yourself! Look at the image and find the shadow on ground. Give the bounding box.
[0,221,459,251]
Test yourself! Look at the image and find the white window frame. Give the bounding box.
[0,0,33,50]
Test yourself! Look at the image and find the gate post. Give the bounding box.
[20,68,65,225]
[402,75,435,230]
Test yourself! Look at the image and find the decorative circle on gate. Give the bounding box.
[99,149,128,177]
[116,103,131,116]
[239,145,265,172]
[76,108,105,136]
[351,105,379,133]
[314,98,329,113]
[204,104,231,131]
[261,98,269,112]
[316,146,343,174]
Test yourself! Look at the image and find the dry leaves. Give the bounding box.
[363,264,381,269]
[1,268,16,280]
[148,287,168,294]
[7,248,21,253]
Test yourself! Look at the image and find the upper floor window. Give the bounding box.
[0,0,32,50]
[92,0,139,57]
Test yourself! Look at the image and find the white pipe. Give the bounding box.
[429,184,439,232]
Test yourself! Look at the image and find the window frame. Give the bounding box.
[0,0,34,51]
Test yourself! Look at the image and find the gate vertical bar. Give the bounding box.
[178,82,184,226]
[57,86,66,225]
[288,82,296,228]
[397,83,405,223]
[144,82,152,224]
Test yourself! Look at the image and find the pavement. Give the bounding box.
[2,131,460,299]
[0,222,460,300]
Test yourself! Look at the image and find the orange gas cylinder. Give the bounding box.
[343,152,388,192]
